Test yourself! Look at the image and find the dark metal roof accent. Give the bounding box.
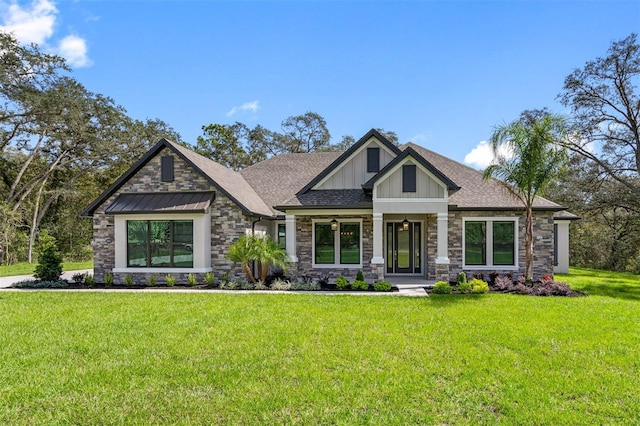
[362,147,460,191]
[105,192,215,214]
[275,189,373,211]
[553,210,581,220]
[296,129,402,195]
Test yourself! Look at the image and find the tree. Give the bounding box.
[227,235,288,283]
[558,33,640,199]
[279,111,331,153]
[196,122,266,170]
[484,112,568,283]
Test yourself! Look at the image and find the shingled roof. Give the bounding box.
[82,139,272,217]
[402,142,565,210]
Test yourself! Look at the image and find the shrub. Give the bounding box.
[457,271,467,285]
[124,275,133,286]
[356,270,365,282]
[12,279,68,289]
[270,278,290,291]
[317,274,330,286]
[203,272,215,287]
[432,281,452,294]
[220,272,230,285]
[72,272,86,285]
[373,281,392,292]
[470,278,489,294]
[492,275,513,291]
[84,275,95,286]
[254,280,268,290]
[290,281,320,291]
[457,280,472,293]
[165,274,176,287]
[240,280,255,290]
[187,273,197,287]
[34,245,63,282]
[514,283,533,295]
[147,274,158,287]
[352,280,368,290]
[335,275,349,290]
[104,273,113,287]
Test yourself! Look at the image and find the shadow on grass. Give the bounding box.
[558,268,640,302]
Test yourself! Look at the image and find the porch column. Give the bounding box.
[436,212,450,282]
[371,213,384,264]
[436,212,449,264]
[285,214,298,263]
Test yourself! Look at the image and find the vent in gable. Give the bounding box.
[161,155,174,182]
[367,147,380,173]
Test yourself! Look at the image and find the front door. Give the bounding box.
[386,222,421,274]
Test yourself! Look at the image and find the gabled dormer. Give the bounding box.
[297,129,402,194]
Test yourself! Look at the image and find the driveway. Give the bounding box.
[0,269,93,288]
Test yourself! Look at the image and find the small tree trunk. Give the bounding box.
[525,206,534,284]
[243,263,257,283]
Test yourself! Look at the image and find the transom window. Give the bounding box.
[127,220,193,267]
[313,220,361,266]
[463,218,517,268]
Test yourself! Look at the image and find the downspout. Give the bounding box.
[251,216,263,279]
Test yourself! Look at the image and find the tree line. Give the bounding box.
[1,29,638,274]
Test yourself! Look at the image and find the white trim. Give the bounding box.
[312,218,363,268]
[374,198,448,203]
[113,267,213,273]
[462,216,519,269]
[281,209,372,216]
[114,212,211,270]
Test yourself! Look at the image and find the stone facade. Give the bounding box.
[292,215,379,282]
[447,210,556,282]
[91,147,252,285]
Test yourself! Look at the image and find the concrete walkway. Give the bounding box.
[0,270,428,297]
[0,269,92,288]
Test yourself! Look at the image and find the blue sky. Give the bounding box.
[1,1,638,167]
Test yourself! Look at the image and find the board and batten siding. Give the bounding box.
[376,160,445,198]
[316,139,395,190]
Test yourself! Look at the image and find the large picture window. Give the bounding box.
[463,218,516,268]
[127,220,193,268]
[314,220,362,266]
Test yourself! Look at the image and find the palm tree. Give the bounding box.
[227,234,288,283]
[254,236,288,281]
[484,112,568,283]
[227,235,258,283]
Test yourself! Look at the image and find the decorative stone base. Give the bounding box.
[436,263,450,283]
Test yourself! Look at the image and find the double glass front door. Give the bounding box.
[386,222,421,274]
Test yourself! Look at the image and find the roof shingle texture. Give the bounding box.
[240,152,341,215]
[167,140,274,216]
[402,142,563,210]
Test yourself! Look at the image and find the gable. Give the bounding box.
[315,137,397,190]
[297,129,402,195]
[375,158,446,199]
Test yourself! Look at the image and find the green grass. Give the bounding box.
[0,261,93,277]
[557,267,640,301]
[0,270,638,424]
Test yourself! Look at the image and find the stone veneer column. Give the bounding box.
[285,214,298,263]
[436,212,450,281]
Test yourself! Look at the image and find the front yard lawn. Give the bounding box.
[0,269,638,424]
[0,261,93,277]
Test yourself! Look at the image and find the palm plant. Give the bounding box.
[484,112,568,283]
[227,234,288,283]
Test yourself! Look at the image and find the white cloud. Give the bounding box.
[0,0,92,68]
[464,140,515,169]
[227,100,260,117]
[410,132,428,144]
[0,0,56,44]
[58,34,90,68]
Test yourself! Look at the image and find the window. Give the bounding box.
[314,223,334,264]
[463,218,517,267]
[402,164,416,192]
[367,147,380,172]
[161,156,174,182]
[127,220,193,267]
[493,221,515,265]
[277,223,286,249]
[465,221,486,265]
[314,220,362,266]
